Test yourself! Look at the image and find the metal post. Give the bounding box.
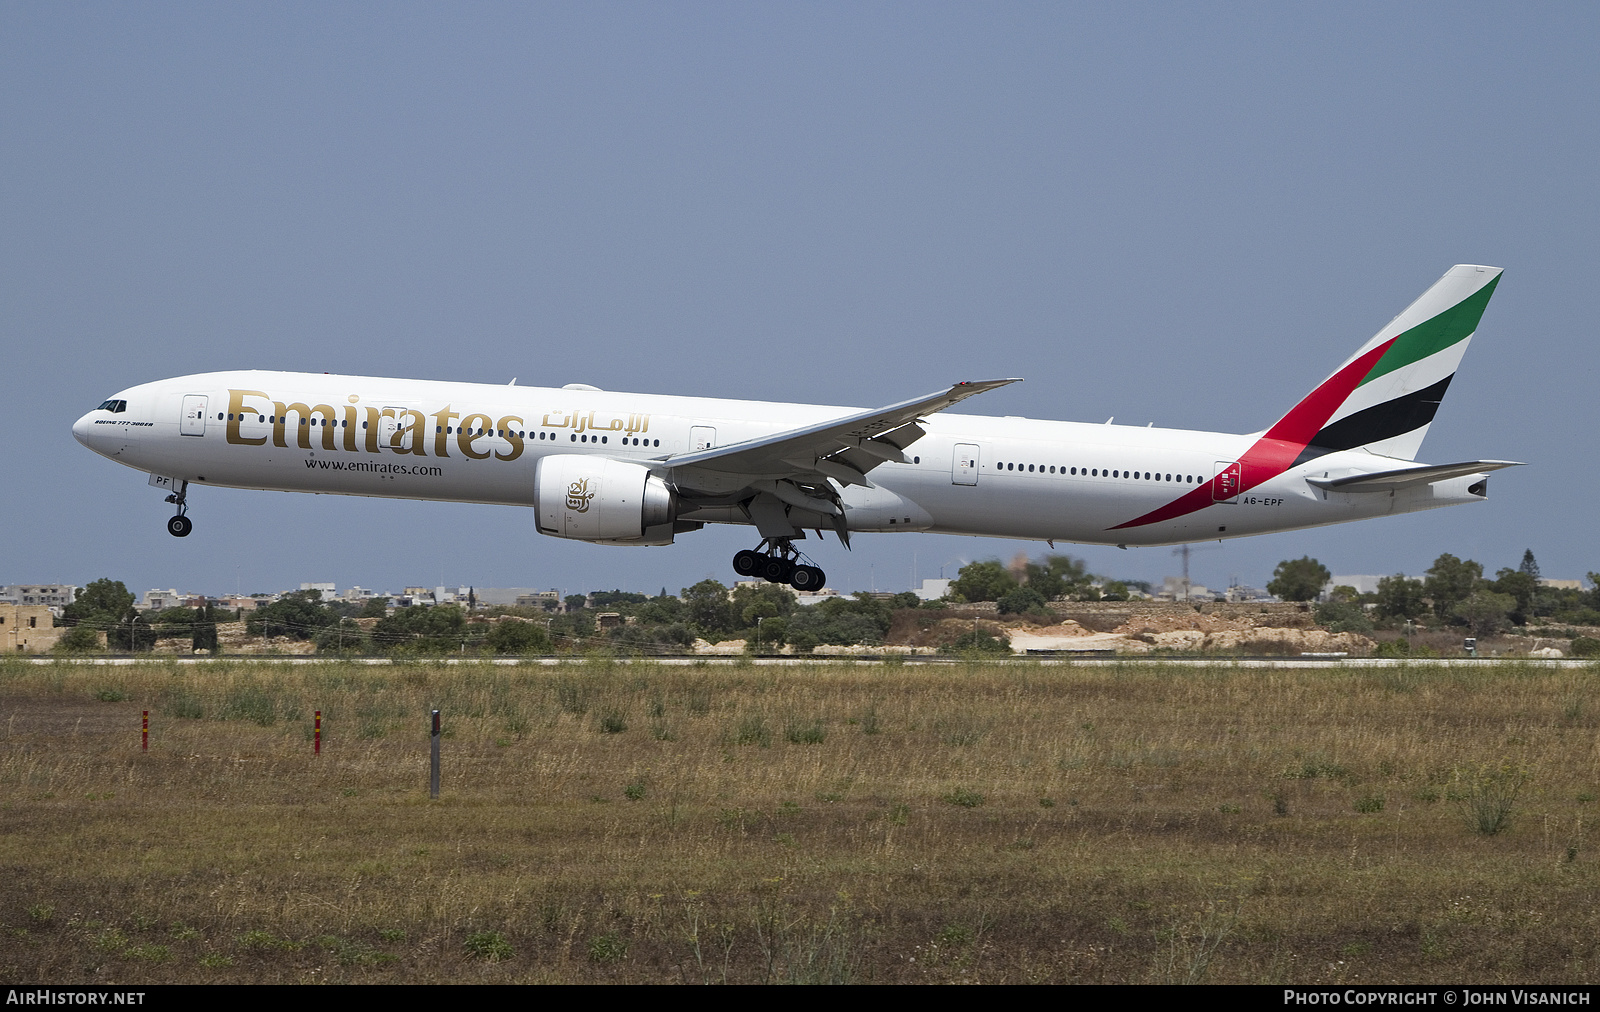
[142,710,148,752]
[314,710,321,755]
[429,709,441,799]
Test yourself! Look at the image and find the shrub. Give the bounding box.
[588,932,627,963]
[1314,600,1374,634]
[735,714,771,747]
[943,787,985,808]
[53,626,102,655]
[463,930,513,962]
[942,628,1011,656]
[784,717,826,745]
[1457,764,1527,836]
[1571,637,1600,658]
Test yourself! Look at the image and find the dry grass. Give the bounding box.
[2,656,1599,983]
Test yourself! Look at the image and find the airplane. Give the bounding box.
[73,264,1518,592]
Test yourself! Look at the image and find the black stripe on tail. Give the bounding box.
[1293,375,1453,467]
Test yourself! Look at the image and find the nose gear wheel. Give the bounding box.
[164,481,192,537]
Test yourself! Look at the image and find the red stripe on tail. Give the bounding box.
[1109,338,1394,530]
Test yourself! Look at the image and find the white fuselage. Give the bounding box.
[73,370,1487,548]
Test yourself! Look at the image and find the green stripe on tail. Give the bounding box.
[1358,274,1500,387]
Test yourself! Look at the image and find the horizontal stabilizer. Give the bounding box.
[1305,459,1523,493]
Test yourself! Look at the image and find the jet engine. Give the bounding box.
[534,455,679,544]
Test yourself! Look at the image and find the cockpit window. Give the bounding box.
[97,399,127,413]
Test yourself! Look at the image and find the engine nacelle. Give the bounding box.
[534,455,678,544]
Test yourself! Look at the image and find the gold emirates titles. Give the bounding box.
[223,389,651,462]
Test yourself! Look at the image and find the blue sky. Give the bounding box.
[4,3,1596,598]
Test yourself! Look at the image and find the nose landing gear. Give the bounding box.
[733,538,825,591]
[165,481,192,537]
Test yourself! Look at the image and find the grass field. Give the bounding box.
[2,656,1599,984]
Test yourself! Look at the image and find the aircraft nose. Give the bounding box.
[72,411,93,448]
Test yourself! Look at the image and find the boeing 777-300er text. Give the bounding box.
[74,265,1518,592]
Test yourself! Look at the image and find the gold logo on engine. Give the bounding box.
[566,477,595,513]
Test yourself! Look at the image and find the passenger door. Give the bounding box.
[1213,461,1241,503]
[179,395,208,437]
[952,443,980,485]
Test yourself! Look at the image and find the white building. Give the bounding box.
[141,588,184,611]
[912,578,952,602]
[1325,575,1387,597]
[0,584,77,612]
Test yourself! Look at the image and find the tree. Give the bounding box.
[1023,555,1093,601]
[486,618,551,655]
[1518,550,1541,582]
[1099,581,1130,601]
[191,603,220,653]
[107,609,156,652]
[681,580,737,635]
[1424,554,1484,621]
[1455,589,1515,637]
[997,586,1048,615]
[359,596,390,619]
[731,582,796,627]
[785,594,895,650]
[314,618,369,655]
[1372,574,1427,622]
[371,604,468,654]
[1267,557,1330,602]
[590,590,648,608]
[247,590,338,640]
[1491,568,1537,626]
[950,560,1015,603]
[63,578,134,630]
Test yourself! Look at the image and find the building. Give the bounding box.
[514,590,561,610]
[471,588,544,607]
[0,584,77,612]
[1,604,63,652]
[141,589,185,611]
[794,587,842,607]
[299,582,337,601]
[1156,577,1215,602]
[1326,575,1386,597]
[912,578,952,602]
[1540,579,1585,591]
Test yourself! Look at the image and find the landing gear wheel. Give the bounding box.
[790,565,826,592]
[732,550,764,578]
[167,515,192,538]
[761,557,795,584]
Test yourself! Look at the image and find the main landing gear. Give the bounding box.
[732,538,826,591]
[165,482,192,538]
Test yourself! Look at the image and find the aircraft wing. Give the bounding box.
[654,380,1018,540]
[661,379,1018,486]
[1305,459,1524,493]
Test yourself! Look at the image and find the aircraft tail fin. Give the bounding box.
[1264,265,1502,463]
